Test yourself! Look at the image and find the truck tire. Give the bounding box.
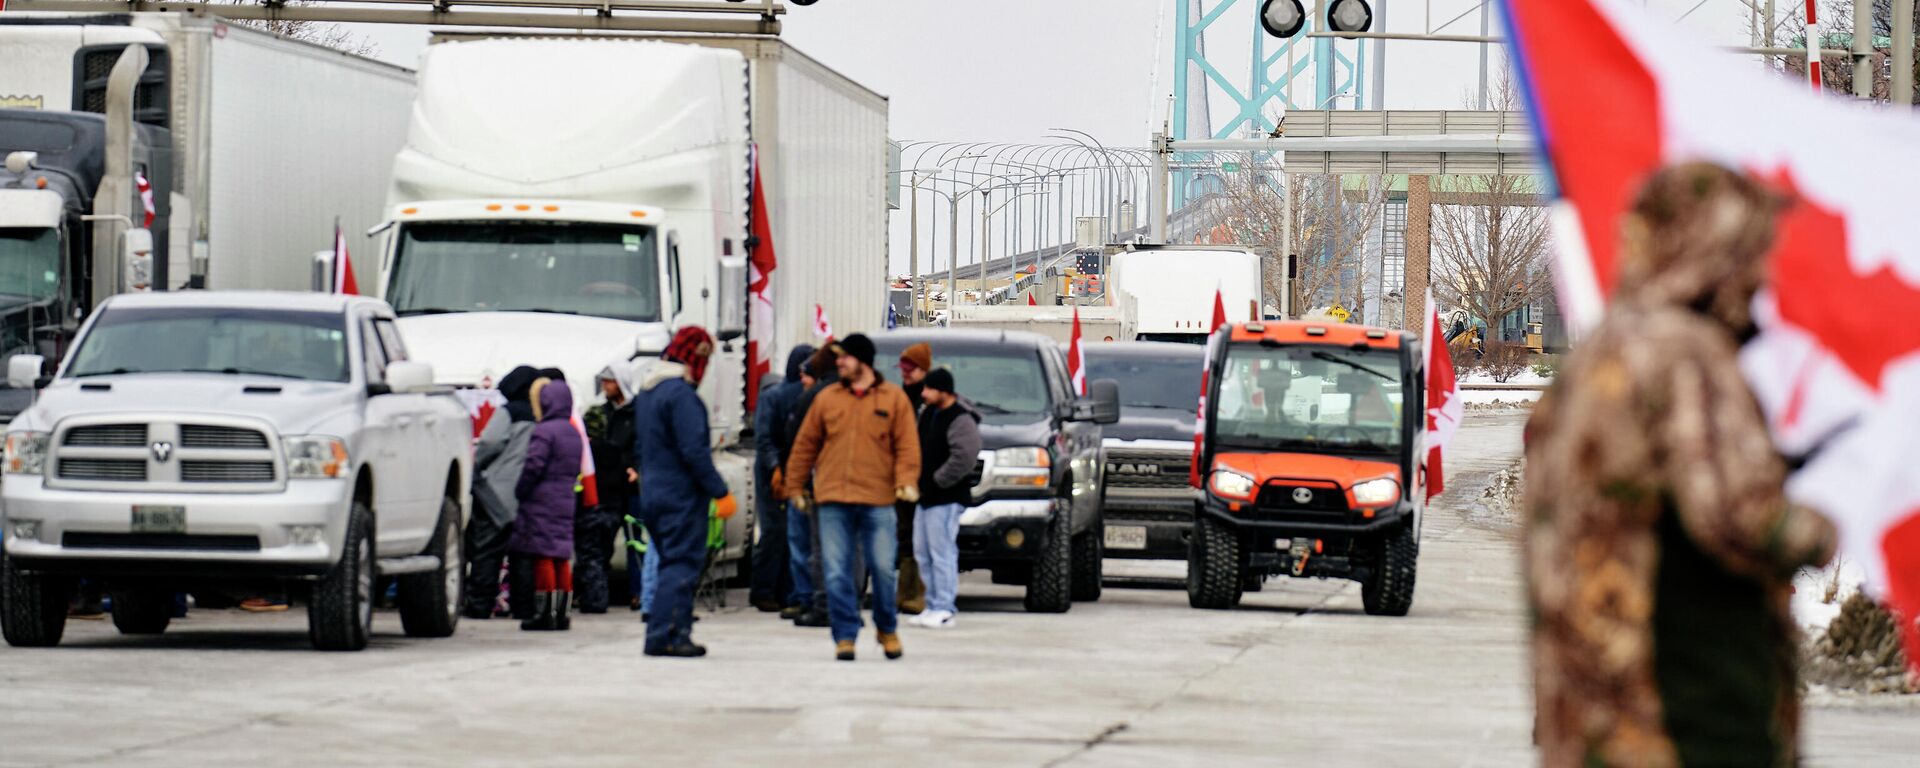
[310,501,375,651]
[1187,515,1243,610]
[1,550,68,647]
[1070,520,1103,602]
[398,495,463,638]
[1023,497,1072,613]
[1361,523,1418,617]
[109,588,173,635]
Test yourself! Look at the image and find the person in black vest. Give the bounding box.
[909,369,980,629]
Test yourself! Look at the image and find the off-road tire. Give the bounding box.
[398,495,463,638]
[1187,514,1243,610]
[1,550,67,647]
[310,501,375,651]
[1023,496,1072,613]
[1361,523,1418,616]
[109,588,173,635]
[1070,519,1103,602]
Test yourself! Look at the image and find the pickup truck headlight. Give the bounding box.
[1208,468,1257,501]
[4,431,49,475]
[1351,477,1400,507]
[987,446,1051,489]
[284,436,349,479]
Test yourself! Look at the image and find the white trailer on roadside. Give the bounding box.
[1107,244,1263,344]
[0,12,414,292]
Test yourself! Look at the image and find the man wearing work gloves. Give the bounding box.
[633,326,737,658]
[782,334,921,662]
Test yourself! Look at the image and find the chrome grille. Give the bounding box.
[57,458,148,481]
[64,424,147,447]
[180,425,269,450]
[181,460,275,483]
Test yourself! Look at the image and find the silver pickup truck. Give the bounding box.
[1,291,472,650]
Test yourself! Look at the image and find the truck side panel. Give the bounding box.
[762,46,889,358]
[205,23,412,291]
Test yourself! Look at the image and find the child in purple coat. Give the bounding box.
[512,378,583,631]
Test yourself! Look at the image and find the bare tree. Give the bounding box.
[1198,165,1386,320]
[1778,0,1917,100]
[211,1,380,56]
[1429,172,1552,340]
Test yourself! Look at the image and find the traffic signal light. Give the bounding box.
[1260,0,1373,39]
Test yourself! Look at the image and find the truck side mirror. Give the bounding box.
[123,228,154,291]
[715,258,747,342]
[385,360,435,394]
[8,354,48,389]
[1074,378,1121,424]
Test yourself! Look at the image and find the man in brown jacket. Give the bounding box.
[784,333,922,661]
[1525,162,1837,767]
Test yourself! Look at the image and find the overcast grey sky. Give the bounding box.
[344,0,1768,150]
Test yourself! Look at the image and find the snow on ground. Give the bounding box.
[1796,558,1870,635]
[1463,390,1542,406]
[1458,370,1554,387]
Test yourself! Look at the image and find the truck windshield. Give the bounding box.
[1212,344,1404,454]
[388,221,661,322]
[1084,353,1201,411]
[67,307,349,382]
[0,228,60,301]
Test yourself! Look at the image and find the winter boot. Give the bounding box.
[554,591,572,631]
[878,631,904,660]
[897,556,926,615]
[520,592,554,631]
[835,640,857,661]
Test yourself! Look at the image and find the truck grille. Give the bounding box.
[48,417,283,493]
[180,425,270,450]
[1103,447,1191,489]
[57,458,148,482]
[1255,483,1349,513]
[181,461,275,483]
[64,424,147,447]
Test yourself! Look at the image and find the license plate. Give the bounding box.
[1105,525,1148,550]
[132,505,186,534]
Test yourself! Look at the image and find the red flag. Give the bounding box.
[1423,292,1461,500]
[1504,0,1920,666]
[1191,288,1232,488]
[134,171,155,228]
[812,303,833,340]
[746,146,777,411]
[333,222,358,295]
[1027,292,1037,306]
[1067,305,1086,396]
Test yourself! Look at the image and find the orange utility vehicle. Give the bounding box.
[1188,320,1426,615]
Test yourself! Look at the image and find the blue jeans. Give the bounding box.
[913,502,964,615]
[817,503,898,643]
[785,501,815,607]
[640,528,660,615]
[625,498,646,610]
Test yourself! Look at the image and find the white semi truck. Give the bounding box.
[374,35,889,566]
[0,12,414,293]
[1107,244,1264,344]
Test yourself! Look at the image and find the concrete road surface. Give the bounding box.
[2,412,1913,766]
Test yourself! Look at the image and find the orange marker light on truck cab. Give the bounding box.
[485,204,502,212]
[630,210,648,219]
[543,205,559,212]
[401,207,418,215]
[513,204,530,212]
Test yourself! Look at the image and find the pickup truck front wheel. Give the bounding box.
[310,501,375,651]
[1023,496,1073,613]
[1070,518,1103,603]
[1,550,68,647]
[110,588,173,635]
[399,495,464,638]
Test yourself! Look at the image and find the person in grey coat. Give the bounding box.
[464,365,539,619]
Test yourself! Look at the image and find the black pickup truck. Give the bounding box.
[1081,342,1205,562]
[874,330,1118,612]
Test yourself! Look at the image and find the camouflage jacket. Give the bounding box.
[1524,302,1835,768]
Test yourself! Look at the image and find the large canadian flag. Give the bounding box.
[1423,292,1462,501]
[1189,289,1232,489]
[745,146,777,412]
[1503,0,1920,663]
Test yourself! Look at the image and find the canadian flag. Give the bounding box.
[1027,293,1037,306]
[1504,0,1920,663]
[1066,305,1086,396]
[1423,292,1462,501]
[1189,289,1231,489]
[746,146,778,412]
[332,221,359,295]
[812,303,833,341]
[134,170,155,228]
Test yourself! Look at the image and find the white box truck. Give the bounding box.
[374,35,888,565]
[1107,244,1263,344]
[0,12,414,293]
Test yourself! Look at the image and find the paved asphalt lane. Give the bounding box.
[2,411,1914,767]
